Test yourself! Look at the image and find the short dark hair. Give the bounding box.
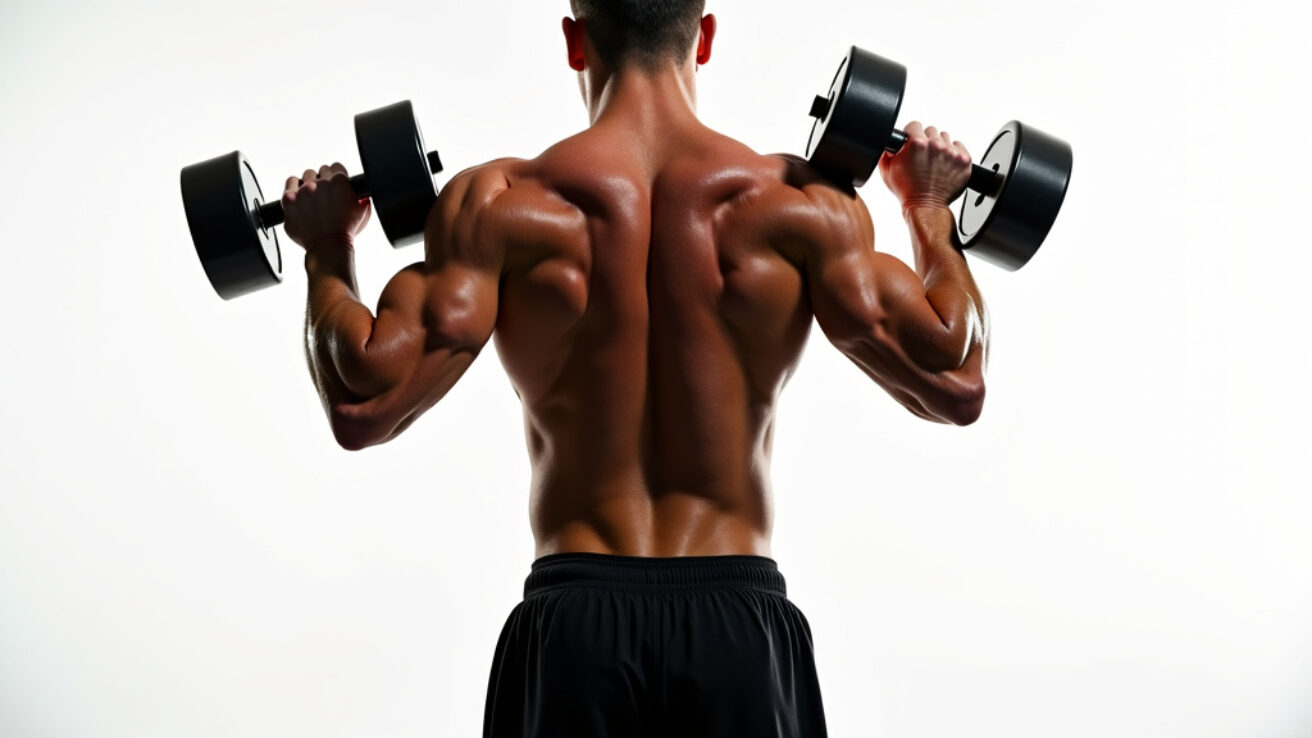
[569,0,707,69]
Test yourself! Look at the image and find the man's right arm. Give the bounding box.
[784,175,989,425]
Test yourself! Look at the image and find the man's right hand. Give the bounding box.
[878,121,973,213]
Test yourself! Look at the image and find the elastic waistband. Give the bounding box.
[524,552,787,598]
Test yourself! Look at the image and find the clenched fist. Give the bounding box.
[878,121,972,214]
[281,163,372,251]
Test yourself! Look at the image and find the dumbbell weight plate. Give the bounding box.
[957,120,1073,271]
[355,100,439,248]
[180,151,283,300]
[805,46,906,188]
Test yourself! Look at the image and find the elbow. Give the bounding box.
[329,404,392,451]
[331,427,377,452]
[939,380,986,426]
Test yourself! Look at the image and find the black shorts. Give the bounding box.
[483,552,827,737]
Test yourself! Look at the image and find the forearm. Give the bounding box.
[302,240,391,404]
[901,205,988,366]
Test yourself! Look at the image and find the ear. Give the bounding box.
[562,17,587,72]
[695,14,717,65]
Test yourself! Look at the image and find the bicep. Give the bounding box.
[330,258,498,430]
[374,259,499,412]
[367,256,499,371]
[800,192,984,423]
[801,193,953,363]
[330,170,505,443]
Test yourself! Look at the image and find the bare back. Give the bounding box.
[488,123,826,558]
[299,28,985,564]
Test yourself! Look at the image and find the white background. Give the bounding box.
[2,1,1310,736]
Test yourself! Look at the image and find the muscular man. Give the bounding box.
[280,2,987,736]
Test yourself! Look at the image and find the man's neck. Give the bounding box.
[585,65,700,130]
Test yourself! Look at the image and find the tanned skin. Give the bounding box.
[280,13,989,560]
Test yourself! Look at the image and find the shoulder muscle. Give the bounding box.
[424,161,516,273]
[427,158,586,276]
[760,153,873,267]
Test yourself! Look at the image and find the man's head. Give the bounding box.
[564,1,714,72]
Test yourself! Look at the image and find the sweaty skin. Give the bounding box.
[281,14,989,560]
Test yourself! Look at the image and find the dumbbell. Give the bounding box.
[805,46,1073,271]
[180,100,444,300]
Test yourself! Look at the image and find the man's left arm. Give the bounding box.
[293,166,503,450]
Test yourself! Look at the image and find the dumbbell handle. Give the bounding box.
[886,129,999,195]
[254,151,443,230]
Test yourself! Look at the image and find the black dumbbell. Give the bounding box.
[180,100,444,300]
[805,46,1073,271]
